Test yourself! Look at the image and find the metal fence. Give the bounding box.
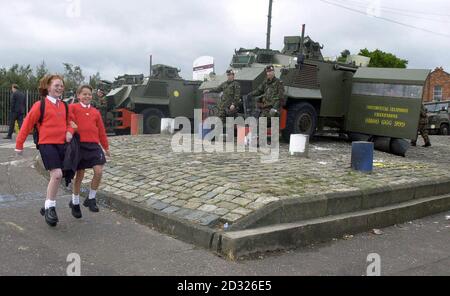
[0,88,40,132]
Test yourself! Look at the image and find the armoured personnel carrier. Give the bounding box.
[107,65,201,134]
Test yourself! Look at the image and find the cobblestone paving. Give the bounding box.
[82,135,450,227]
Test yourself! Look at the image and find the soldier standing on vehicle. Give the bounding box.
[93,89,108,125]
[203,69,241,123]
[249,65,284,119]
[411,104,431,147]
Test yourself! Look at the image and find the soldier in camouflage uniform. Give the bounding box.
[249,65,284,118]
[203,69,241,123]
[411,104,431,147]
[93,89,108,125]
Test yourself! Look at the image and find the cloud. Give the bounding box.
[0,0,449,82]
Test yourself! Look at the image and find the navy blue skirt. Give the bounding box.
[39,144,66,171]
[78,143,106,170]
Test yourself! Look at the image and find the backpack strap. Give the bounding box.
[37,98,69,126]
[38,97,46,125]
[63,101,68,123]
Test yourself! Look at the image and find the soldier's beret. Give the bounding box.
[265,65,275,72]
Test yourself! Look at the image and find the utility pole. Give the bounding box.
[150,54,153,77]
[266,0,273,50]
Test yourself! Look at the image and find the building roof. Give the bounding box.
[431,67,450,76]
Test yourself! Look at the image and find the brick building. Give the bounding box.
[423,67,450,102]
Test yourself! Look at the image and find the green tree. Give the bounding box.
[337,49,351,63]
[0,67,7,86]
[358,48,408,68]
[35,61,49,83]
[0,62,103,93]
[63,63,85,91]
[27,61,49,89]
[0,64,34,89]
[89,72,102,90]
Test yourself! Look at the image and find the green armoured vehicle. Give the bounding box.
[200,35,321,95]
[107,65,201,134]
[97,79,113,94]
[424,101,450,135]
[104,74,145,134]
[278,39,430,155]
[201,31,430,155]
[199,35,323,120]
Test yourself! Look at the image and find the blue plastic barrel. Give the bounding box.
[351,141,374,172]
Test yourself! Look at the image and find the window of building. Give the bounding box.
[434,85,442,101]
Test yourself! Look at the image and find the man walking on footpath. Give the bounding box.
[4,84,26,139]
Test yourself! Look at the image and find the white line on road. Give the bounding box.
[0,141,33,149]
[0,159,31,166]
[3,222,25,232]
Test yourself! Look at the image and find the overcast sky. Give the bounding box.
[1,0,449,81]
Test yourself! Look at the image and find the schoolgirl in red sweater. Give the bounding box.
[16,75,76,227]
[69,85,110,218]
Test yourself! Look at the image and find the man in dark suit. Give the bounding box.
[4,84,26,139]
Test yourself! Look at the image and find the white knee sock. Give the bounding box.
[89,189,97,200]
[45,200,56,210]
[72,194,80,205]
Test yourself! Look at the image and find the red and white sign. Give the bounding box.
[193,56,215,81]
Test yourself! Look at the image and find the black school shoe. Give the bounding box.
[83,198,99,213]
[40,207,59,227]
[69,201,82,219]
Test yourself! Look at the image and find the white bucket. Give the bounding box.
[244,132,258,147]
[289,134,309,156]
[237,126,249,145]
[161,118,175,134]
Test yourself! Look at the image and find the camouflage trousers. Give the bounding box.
[254,108,279,128]
[217,109,238,124]
[411,124,430,145]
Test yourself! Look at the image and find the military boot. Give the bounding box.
[422,142,431,147]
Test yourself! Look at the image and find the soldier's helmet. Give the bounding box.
[265,65,275,72]
[226,69,235,75]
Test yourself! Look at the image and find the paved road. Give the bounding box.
[0,136,449,276]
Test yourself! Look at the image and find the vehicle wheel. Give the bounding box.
[282,102,318,141]
[142,108,165,134]
[440,124,449,135]
[373,136,391,153]
[390,138,409,157]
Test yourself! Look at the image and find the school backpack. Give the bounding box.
[33,98,69,149]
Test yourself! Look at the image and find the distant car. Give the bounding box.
[424,101,450,135]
